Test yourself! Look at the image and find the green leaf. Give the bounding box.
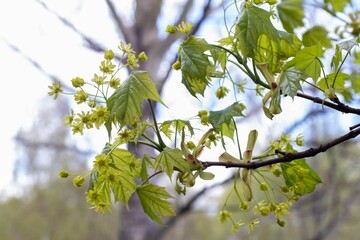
[110,148,141,177]
[302,26,332,48]
[217,36,234,46]
[325,0,350,12]
[318,72,348,91]
[331,45,342,72]
[154,148,190,179]
[160,119,194,139]
[277,0,304,33]
[351,73,360,93]
[235,5,279,57]
[281,159,322,196]
[338,38,359,52]
[108,149,138,207]
[140,154,152,182]
[179,36,212,97]
[199,171,215,180]
[107,71,165,131]
[278,31,302,58]
[294,43,325,82]
[136,184,176,224]
[210,47,227,72]
[220,120,235,140]
[255,34,280,73]
[279,66,305,98]
[208,102,244,130]
[111,168,137,208]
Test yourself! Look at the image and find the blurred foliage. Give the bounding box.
[0,180,120,240]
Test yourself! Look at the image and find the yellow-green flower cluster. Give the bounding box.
[93,154,110,173]
[86,186,111,214]
[165,21,193,35]
[63,106,110,135]
[216,86,230,99]
[198,110,209,125]
[176,21,193,35]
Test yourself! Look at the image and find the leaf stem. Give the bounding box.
[148,100,167,150]
[332,51,349,87]
[137,140,163,152]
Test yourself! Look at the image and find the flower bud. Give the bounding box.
[165,25,176,34]
[138,51,148,62]
[172,60,181,70]
[73,175,85,187]
[58,170,69,178]
[104,50,114,60]
[71,77,85,88]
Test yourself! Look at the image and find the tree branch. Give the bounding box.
[2,38,73,91]
[202,127,360,169]
[105,0,135,44]
[296,92,360,115]
[36,0,107,53]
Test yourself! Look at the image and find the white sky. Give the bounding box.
[0,0,122,197]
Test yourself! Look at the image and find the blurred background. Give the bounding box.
[1,0,360,239]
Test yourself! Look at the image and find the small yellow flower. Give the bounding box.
[259,205,271,216]
[296,134,304,146]
[118,41,135,55]
[277,219,286,227]
[71,77,85,88]
[216,86,230,99]
[246,218,259,233]
[58,170,69,178]
[86,188,100,204]
[63,110,75,126]
[74,90,88,104]
[73,175,85,187]
[104,49,115,60]
[177,21,193,35]
[239,201,250,210]
[127,53,139,69]
[237,80,246,93]
[138,51,148,62]
[94,202,111,214]
[218,210,232,223]
[71,119,84,135]
[78,111,93,129]
[88,100,97,108]
[165,24,176,34]
[115,128,135,145]
[99,60,116,74]
[93,154,110,173]
[198,110,208,118]
[48,81,64,100]
[91,106,110,129]
[91,73,106,85]
[109,77,121,89]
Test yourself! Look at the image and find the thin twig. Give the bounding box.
[202,127,360,169]
[296,92,360,115]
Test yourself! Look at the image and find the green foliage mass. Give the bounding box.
[48,0,360,233]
